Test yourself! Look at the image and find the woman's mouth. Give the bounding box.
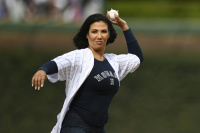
[96,41,103,44]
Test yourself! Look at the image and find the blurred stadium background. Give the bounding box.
[0,0,200,133]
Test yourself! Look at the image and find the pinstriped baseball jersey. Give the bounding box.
[47,48,140,133]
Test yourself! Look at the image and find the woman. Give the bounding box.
[32,13,143,133]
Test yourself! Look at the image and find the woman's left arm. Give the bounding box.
[123,29,143,62]
[106,12,143,63]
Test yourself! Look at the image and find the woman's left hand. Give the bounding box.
[106,11,129,31]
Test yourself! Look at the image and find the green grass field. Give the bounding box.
[0,45,199,133]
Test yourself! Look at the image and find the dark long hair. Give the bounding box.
[73,14,117,49]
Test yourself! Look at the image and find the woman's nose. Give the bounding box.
[97,32,102,39]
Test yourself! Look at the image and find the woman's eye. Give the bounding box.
[91,30,107,33]
[102,30,108,33]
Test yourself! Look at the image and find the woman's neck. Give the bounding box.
[89,48,105,61]
[94,54,105,61]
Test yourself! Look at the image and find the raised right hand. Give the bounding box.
[106,11,129,31]
[32,70,47,90]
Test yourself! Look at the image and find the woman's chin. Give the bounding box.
[94,46,105,51]
[89,46,101,51]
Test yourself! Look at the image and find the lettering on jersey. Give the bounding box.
[94,74,104,82]
[94,71,117,85]
[110,78,114,85]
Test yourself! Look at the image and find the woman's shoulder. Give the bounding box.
[104,53,115,57]
[104,53,118,61]
[104,53,140,62]
[60,48,91,57]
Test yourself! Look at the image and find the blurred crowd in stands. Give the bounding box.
[0,0,104,24]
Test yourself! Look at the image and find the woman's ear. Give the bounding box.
[86,34,88,39]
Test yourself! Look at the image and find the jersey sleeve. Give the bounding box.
[47,51,78,83]
[117,53,140,80]
[123,28,144,62]
[38,61,58,74]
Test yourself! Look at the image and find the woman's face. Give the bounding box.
[87,21,110,52]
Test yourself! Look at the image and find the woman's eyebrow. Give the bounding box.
[91,28,108,31]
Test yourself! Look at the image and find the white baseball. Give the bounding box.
[108,9,119,20]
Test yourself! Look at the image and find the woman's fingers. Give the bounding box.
[32,76,34,87]
[31,70,46,90]
[37,76,41,90]
[106,12,124,26]
[106,11,115,22]
[108,14,129,31]
[41,75,46,88]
